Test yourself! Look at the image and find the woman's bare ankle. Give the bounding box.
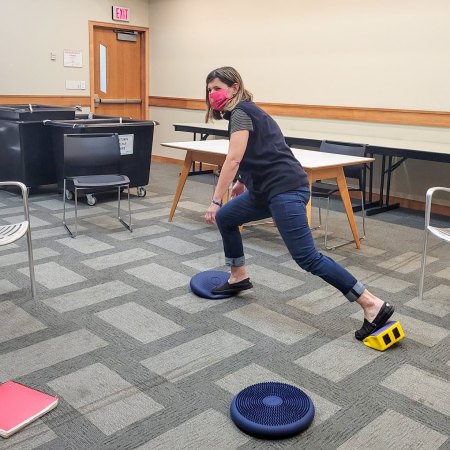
[229,266,249,284]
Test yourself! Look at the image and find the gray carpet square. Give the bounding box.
[295,332,381,382]
[244,237,289,257]
[341,244,386,258]
[193,229,223,242]
[48,363,163,435]
[33,199,73,210]
[0,421,58,449]
[381,365,450,416]
[5,215,50,228]
[96,302,184,343]
[162,217,209,231]
[246,264,305,291]
[0,301,47,343]
[32,226,83,240]
[166,293,231,314]
[109,224,168,241]
[0,329,107,381]
[224,303,318,344]
[82,248,156,270]
[56,235,114,254]
[182,252,235,271]
[287,285,347,315]
[136,409,250,450]
[126,263,191,290]
[133,207,171,220]
[0,279,19,295]
[82,214,127,230]
[147,236,205,255]
[42,281,137,313]
[177,200,209,213]
[19,261,86,289]
[337,409,448,450]
[141,330,254,382]
[0,247,59,268]
[435,267,450,280]
[377,251,438,274]
[405,285,450,317]
[52,206,108,219]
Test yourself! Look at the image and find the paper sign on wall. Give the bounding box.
[63,50,83,68]
[119,134,134,155]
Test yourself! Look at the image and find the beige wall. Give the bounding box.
[0,0,150,95]
[148,0,450,206]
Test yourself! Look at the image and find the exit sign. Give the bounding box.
[112,6,130,22]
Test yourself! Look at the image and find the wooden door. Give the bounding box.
[90,22,149,119]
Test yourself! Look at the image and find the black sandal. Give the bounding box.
[355,302,395,341]
[211,278,253,295]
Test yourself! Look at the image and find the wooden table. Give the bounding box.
[161,139,375,249]
[173,122,450,216]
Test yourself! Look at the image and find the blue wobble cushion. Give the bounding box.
[230,382,315,439]
[190,270,233,299]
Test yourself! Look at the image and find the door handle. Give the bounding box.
[99,98,141,104]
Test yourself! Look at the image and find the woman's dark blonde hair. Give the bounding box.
[205,66,253,122]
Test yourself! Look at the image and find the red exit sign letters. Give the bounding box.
[112,6,130,22]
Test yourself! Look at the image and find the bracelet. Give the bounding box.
[211,199,223,207]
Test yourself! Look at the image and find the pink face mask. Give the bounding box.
[208,88,231,111]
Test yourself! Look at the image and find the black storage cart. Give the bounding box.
[0,104,76,187]
[46,118,158,205]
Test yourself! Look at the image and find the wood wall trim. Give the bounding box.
[2,95,449,127]
[149,96,450,128]
[0,95,90,107]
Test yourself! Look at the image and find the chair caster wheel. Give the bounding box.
[86,194,97,206]
[137,186,146,197]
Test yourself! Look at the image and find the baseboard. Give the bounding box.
[151,155,450,217]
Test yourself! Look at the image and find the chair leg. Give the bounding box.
[310,197,322,231]
[26,227,36,299]
[23,187,36,298]
[63,180,77,238]
[418,229,429,301]
[324,192,365,250]
[118,185,132,232]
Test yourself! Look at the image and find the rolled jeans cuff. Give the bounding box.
[225,256,245,267]
[345,281,365,302]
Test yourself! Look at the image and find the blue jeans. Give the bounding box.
[215,188,365,302]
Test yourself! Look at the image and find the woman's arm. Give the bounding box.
[212,130,249,202]
[204,129,249,224]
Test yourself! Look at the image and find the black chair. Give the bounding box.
[311,140,367,249]
[62,133,132,238]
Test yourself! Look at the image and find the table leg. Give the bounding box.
[168,151,193,221]
[306,177,313,227]
[336,168,361,249]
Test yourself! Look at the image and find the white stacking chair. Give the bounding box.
[0,181,36,298]
[418,187,450,301]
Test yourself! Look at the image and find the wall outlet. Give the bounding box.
[65,80,86,90]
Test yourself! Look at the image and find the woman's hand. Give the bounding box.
[230,180,246,198]
[204,202,221,224]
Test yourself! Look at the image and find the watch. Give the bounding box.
[211,199,223,207]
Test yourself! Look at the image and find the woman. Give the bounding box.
[203,66,394,340]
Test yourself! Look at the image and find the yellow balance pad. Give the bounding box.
[363,320,404,351]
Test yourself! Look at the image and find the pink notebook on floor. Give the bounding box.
[0,381,58,438]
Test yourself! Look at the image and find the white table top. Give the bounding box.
[173,122,450,156]
[160,139,374,169]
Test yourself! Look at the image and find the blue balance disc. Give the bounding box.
[230,382,315,439]
[190,270,233,299]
